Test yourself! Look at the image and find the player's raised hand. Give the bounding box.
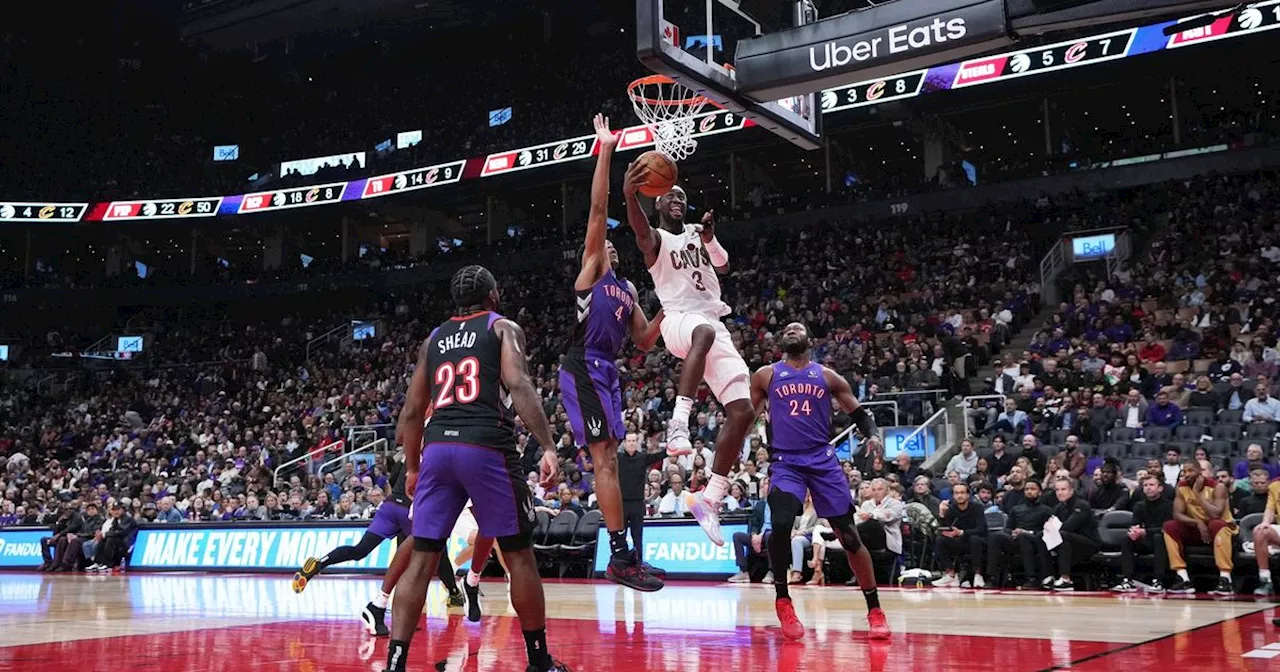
[622,161,649,198]
[698,209,716,242]
[539,447,562,489]
[593,113,618,148]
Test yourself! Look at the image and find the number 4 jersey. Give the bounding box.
[648,225,730,318]
[424,311,516,452]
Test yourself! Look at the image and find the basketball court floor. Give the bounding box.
[1,573,1278,671]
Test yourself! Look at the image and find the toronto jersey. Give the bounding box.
[767,361,833,453]
[648,225,730,317]
[423,311,517,453]
[573,268,634,355]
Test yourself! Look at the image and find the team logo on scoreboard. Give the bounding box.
[865,80,886,101]
[953,29,1135,88]
[38,206,54,219]
[552,143,569,161]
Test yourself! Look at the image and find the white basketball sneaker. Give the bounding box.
[665,418,693,456]
[686,492,724,546]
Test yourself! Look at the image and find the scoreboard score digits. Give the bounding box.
[0,202,87,222]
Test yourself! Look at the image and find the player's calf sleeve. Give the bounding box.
[321,532,384,568]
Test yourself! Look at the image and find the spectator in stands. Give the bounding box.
[1082,393,1118,445]
[1244,382,1280,423]
[1139,336,1167,364]
[984,399,1028,437]
[1147,391,1184,429]
[1234,468,1271,518]
[908,475,942,518]
[1161,374,1192,409]
[1088,459,1129,513]
[1162,448,1184,485]
[1233,444,1279,480]
[946,439,979,479]
[155,496,183,523]
[986,435,1015,480]
[728,480,771,584]
[1188,376,1220,410]
[785,496,819,585]
[852,478,904,562]
[37,502,78,571]
[1162,461,1235,595]
[1111,475,1174,593]
[1055,435,1087,481]
[1207,349,1244,381]
[1119,389,1149,430]
[1221,373,1250,412]
[940,471,963,502]
[658,474,690,517]
[932,483,987,588]
[1018,434,1047,477]
[891,452,922,484]
[88,501,136,572]
[1044,477,1099,591]
[986,479,1053,589]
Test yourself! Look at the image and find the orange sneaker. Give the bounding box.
[775,598,805,641]
[867,607,890,640]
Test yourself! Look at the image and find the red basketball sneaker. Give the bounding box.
[775,598,805,641]
[867,608,891,639]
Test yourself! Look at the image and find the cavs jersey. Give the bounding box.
[648,225,729,317]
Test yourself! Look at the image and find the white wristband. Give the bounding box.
[705,237,729,266]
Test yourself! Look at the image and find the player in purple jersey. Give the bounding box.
[749,322,891,642]
[559,114,666,591]
[387,265,568,672]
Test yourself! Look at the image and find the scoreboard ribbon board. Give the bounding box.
[0,202,87,223]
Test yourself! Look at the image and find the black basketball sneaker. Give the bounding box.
[360,601,389,637]
[292,556,321,594]
[605,551,663,592]
[464,580,483,622]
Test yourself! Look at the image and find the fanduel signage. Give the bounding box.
[735,0,1011,101]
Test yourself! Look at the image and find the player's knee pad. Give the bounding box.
[414,537,447,553]
[497,531,533,553]
[767,490,803,533]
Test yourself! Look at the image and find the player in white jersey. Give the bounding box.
[622,161,754,546]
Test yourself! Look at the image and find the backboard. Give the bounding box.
[636,0,823,150]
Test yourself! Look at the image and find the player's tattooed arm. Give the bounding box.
[495,319,557,450]
[825,367,882,453]
[622,161,659,267]
[396,339,432,491]
[749,366,773,418]
[578,113,618,291]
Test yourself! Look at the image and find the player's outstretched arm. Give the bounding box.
[624,280,664,352]
[495,318,560,486]
[623,162,659,268]
[825,367,882,454]
[697,210,730,275]
[396,340,432,491]
[577,114,619,292]
[749,366,773,418]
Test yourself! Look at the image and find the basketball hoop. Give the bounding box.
[627,74,711,162]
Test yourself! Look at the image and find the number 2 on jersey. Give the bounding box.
[788,399,812,416]
[434,357,480,408]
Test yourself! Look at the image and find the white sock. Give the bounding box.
[703,473,729,504]
[1260,569,1272,581]
[672,396,693,427]
[373,590,390,609]
[1219,571,1232,580]
[467,570,481,587]
[1176,569,1190,582]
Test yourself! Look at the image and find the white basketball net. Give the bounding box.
[628,77,709,162]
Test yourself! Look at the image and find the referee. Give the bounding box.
[617,431,666,564]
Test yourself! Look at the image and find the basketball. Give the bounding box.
[635,150,678,198]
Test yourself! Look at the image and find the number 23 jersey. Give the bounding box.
[648,225,730,318]
[424,311,517,452]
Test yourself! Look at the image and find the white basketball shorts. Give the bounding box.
[660,311,750,404]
